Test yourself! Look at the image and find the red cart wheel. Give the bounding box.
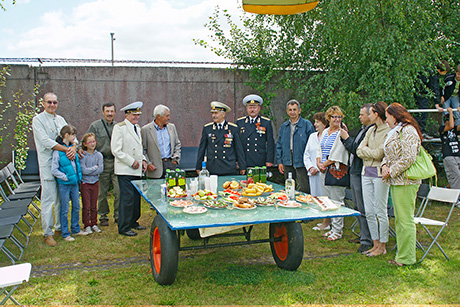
[269,222,304,271]
[150,215,179,285]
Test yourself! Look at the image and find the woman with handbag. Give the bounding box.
[381,103,422,266]
[317,106,349,241]
[356,101,391,257]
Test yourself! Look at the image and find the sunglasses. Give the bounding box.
[330,115,343,119]
[46,101,58,105]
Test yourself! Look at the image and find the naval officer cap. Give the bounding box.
[243,94,263,106]
[121,101,143,114]
[210,101,231,112]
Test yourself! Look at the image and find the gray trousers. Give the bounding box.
[444,156,460,189]
[98,159,120,221]
[350,174,372,245]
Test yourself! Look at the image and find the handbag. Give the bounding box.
[404,146,437,180]
[325,162,350,187]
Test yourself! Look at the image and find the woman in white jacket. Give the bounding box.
[304,112,330,231]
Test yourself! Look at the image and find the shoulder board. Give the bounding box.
[204,122,213,127]
[116,122,126,126]
[237,116,246,121]
[228,122,237,127]
[261,116,271,121]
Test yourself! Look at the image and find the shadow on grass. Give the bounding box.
[207,265,315,286]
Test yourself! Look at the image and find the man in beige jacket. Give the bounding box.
[141,104,181,178]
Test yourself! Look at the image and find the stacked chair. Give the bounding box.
[1,161,41,265]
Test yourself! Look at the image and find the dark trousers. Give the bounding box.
[414,96,428,133]
[161,160,177,178]
[117,175,141,233]
[81,182,99,228]
[350,174,372,245]
[283,165,310,194]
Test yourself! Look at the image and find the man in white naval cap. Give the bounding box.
[196,101,246,175]
[237,94,275,168]
[111,101,147,236]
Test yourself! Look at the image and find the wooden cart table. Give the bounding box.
[132,176,359,285]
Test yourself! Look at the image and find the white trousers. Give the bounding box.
[362,176,390,243]
[40,179,61,237]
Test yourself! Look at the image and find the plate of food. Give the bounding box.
[268,192,289,201]
[191,189,218,201]
[219,189,242,198]
[183,206,207,214]
[167,186,187,198]
[222,180,242,190]
[253,197,277,206]
[169,199,193,207]
[296,194,313,204]
[233,197,257,210]
[203,199,231,209]
[278,200,302,208]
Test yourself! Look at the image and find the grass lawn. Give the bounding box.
[2,195,460,305]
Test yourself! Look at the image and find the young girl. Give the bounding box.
[51,125,88,241]
[80,133,104,234]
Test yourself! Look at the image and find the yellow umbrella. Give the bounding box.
[243,0,319,15]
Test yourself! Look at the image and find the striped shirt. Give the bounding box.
[320,130,338,163]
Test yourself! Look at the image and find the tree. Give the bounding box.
[196,0,460,128]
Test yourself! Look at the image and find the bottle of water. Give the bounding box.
[285,172,295,200]
[198,161,210,190]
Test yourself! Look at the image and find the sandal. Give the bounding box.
[388,259,405,267]
[326,232,342,241]
[322,230,334,237]
[312,225,331,231]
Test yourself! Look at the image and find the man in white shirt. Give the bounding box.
[32,92,77,246]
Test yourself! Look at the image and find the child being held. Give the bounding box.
[80,133,104,234]
[439,107,460,189]
[51,125,88,241]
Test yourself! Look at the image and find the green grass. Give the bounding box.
[2,196,460,305]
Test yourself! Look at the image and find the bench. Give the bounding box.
[177,147,199,172]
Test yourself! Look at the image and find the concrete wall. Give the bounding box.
[1,64,296,163]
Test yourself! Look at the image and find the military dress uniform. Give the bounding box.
[237,115,275,167]
[196,121,247,175]
[111,101,146,236]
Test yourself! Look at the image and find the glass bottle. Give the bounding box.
[285,172,295,200]
[198,161,210,190]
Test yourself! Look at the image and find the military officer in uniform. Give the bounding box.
[236,94,275,167]
[111,101,147,237]
[196,101,247,175]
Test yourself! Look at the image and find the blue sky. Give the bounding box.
[0,0,242,62]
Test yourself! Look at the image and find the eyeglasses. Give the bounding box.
[46,101,58,105]
[330,115,343,119]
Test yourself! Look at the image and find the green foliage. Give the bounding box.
[196,0,460,128]
[0,0,15,11]
[0,65,40,169]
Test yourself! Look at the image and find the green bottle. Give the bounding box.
[260,166,267,183]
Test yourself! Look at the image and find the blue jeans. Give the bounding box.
[58,184,81,238]
[444,96,460,125]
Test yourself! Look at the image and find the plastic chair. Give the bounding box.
[0,263,32,305]
[414,186,460,262]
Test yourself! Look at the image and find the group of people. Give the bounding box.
[32,82,458,267]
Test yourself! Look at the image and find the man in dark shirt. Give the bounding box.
[439,107,460,189]
[340,103,374,253]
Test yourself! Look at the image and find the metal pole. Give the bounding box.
[110,32,115,66]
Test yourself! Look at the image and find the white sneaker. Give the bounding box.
[75,230,89,236]
[85,226,93,234]
[92,225,102,233]
[63,236,75,242]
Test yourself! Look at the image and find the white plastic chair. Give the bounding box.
[414,187,460,263]
[0,263,31,305]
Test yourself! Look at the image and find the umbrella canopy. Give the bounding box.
[242,0,319,15]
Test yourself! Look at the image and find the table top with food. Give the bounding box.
[132,176,359,230]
